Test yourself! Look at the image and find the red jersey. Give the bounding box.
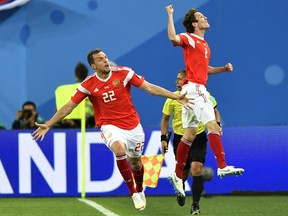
[71,66,145,129]
[176,33,211,86]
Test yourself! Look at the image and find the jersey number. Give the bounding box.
[135,142,144,152]
[204,48,208,59]
[102,90,116,103]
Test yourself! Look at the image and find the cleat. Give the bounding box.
[191,203,201,215]
[131,193,145,210]
[176,182,185,206]
[217,166,245,178]
[138,191,146,210]
[176,193,185,206]
[168,173,185,197]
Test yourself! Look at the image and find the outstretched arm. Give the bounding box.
[139,80,193,109]
[166,5,181,44]
[208,63,233,75]
[32,100,78,141]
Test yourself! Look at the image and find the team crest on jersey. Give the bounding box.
[113,79,120,87]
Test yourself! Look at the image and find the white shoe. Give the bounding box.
[131,193,145,210]
[217,166,245,178]
[168,173,185,197]
[138,191,146,210]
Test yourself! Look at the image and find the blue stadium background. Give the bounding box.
[1,0,287,128]
[1,0,288,197]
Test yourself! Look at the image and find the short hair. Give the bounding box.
[182,8,199,33]
[75,62,88,82]
[22,101,36,110]
[87,48,102,66]
[178,69,186,77]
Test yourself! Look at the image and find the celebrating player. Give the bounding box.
[165,5,244,202]
[32,48,192,211]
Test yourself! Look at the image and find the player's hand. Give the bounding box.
[224,63,233,72]
[32,122,50,141]
[178,91,194,109]
[161,131,171,155]
[161,141,168,155]
[165,5,174,14]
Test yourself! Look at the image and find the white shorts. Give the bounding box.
[100,123,145,158]
[181,82,215,128]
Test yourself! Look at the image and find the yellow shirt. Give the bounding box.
[162,91,217,136]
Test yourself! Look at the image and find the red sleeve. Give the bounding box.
[178,34,188,48]
[130,72,145,87]
[172,34,186,47]
[71,89,87,104]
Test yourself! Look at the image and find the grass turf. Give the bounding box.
[0,195,287,215]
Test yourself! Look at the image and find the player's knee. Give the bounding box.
[129,157,142,170]
[111,141,126,156]
[191,162,203,176]
[183,133,196,142]
[206,121,220,133]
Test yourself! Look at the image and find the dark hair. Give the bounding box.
[22,101,36,110]
[178,69,186,77]
[75,62,88,82]
[182,8,199,33]
[87,48,102,66]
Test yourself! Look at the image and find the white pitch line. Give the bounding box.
[78,198,120,216]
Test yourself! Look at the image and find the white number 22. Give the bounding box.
[102,90,116,103]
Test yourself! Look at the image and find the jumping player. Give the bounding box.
[165,5,244,201]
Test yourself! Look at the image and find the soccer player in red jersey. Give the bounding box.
[165,5,244,204]
[32,48,192,211]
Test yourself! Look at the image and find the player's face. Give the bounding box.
[176,73,185,91]
[92,52,111,74]
[194,12,210,30]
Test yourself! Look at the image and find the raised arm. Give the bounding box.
[166,5,181,44]
[208,63,233,75]
[32,100,78,141]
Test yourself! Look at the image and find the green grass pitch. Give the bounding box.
[0,195,287,215]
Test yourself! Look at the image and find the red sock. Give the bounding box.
[116,155,137,196]
[208,133,227,169]
[175,137,192,179]
[132,165,144,192]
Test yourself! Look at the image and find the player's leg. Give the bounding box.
[174,82,202,180]
[101,125,144,210]
[129,156,144,193]
[205,119,227,169]
[203,108,244,178]
[190,131,207,215]
[129,156,146,210]
[126,123,146,210]
[169,127,196,198]
[175,127,197,178]
[190,163,203,215]
[110,140,138,195]
[173,133,189,206]
[169,82,201,198]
